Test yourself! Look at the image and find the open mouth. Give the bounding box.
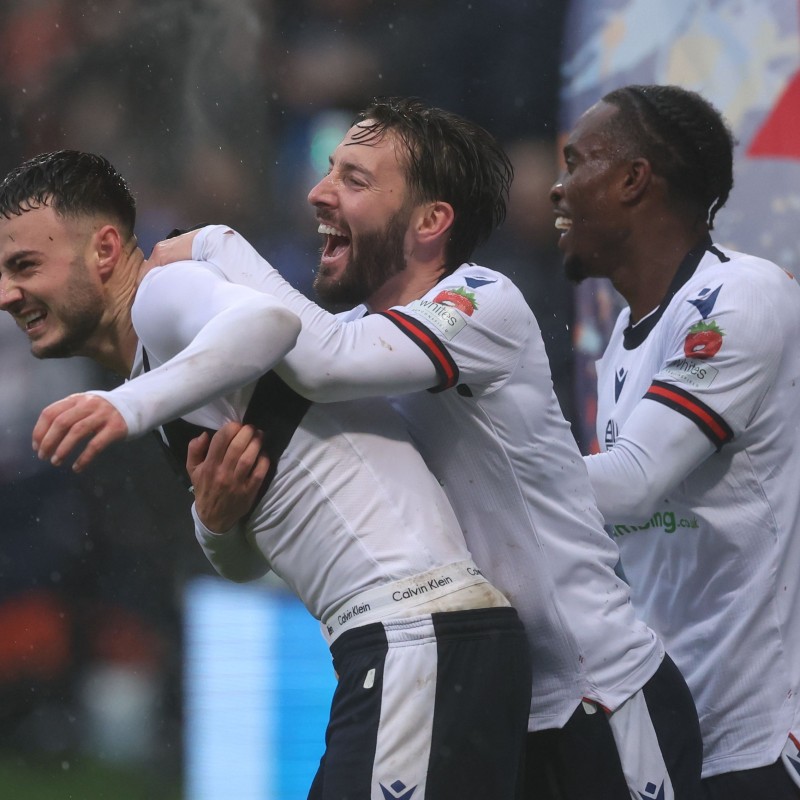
[318,223,351,262]
[554,216,572,232]
[19,309,46,335]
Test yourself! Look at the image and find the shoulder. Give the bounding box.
[421,263,531,321]
[670,247,797,324]
[132,259,231,333]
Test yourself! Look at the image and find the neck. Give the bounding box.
[365,259,448,312]
[613,223,709,324]
[87,243,145,376]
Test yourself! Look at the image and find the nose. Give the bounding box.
[549,179,565,205]
[0,274,22,311]
[307,172,336,208]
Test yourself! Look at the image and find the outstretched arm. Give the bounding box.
[151,225,526,400]
[33,261,301,471]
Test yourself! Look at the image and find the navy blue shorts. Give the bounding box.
[308,606,531,800]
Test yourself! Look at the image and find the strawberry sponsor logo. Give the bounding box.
[683,320,724,359]
[432,287,477,316]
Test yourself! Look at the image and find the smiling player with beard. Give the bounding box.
[0,149,534,800]
[151,97,704,800]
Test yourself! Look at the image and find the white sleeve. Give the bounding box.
[192,226,530,399]
[584,399,716,522]
[87,261,301,437]
[192,505,271,582]
[192,226,439,400]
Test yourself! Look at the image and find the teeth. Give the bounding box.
[20,310,44,329]
[318,223,346,237]
[555,216,572,231]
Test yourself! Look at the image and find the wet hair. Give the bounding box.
[353,97,513,270]
[0,150,136,238]
[601,85,735,229]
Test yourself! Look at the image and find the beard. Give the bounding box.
[313,206,411,309]
[32,258,104,360]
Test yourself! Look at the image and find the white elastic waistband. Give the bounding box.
[322,560,491,644]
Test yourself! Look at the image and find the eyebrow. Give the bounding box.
[3,249,40,268]
[330,156,378,183]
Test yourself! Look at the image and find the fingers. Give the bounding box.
[190,424,271,532]
[187,423,266,483]
[186,431,211,474]
[33,394,128,472]
[147,230,198,267]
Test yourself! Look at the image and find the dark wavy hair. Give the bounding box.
[601,84,735,229]
[353,97,513,271]
[0,150,136,238]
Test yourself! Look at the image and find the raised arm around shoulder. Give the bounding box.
[89,261,301,437]
[584,398,716,523]
[191,226,439,401]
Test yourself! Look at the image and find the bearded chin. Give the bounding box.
[314,213,409,309]
[32,316,100,360]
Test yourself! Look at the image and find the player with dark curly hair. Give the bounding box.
[553,84,800,799]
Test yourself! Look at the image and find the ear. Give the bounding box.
[94,224,124,282]
[415,201,455,245]
[620,157,652,204]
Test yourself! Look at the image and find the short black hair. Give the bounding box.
[0,150,136,238]
[353,97,513,270]
[601,84,735,229]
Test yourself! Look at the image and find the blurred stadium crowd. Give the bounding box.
[0,0,570,791]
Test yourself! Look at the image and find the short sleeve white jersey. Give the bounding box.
[189,226,665,731]
[91,260,477,624]
[593,240,800,776]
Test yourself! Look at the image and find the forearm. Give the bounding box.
[193,505,271,583]
[585,400,716,522]
[193,226,438,401]
[90,288,300,437]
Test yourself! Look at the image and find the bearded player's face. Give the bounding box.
[308,123,414,307]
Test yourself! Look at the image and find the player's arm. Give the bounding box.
[584,400,717,522]
[587,279,781,523]
[154,225,525,399]
[33,262,301,471]
[188,422,272,582]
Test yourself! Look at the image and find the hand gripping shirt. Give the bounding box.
[190,225,665,731]
[590,240,800,776]
[88,259,484,626]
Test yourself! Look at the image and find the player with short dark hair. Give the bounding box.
[0,148,532,800]
[152,96,704,799]
[552,83,800,798]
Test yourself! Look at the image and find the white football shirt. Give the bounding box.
[590,240,800,776]
[190,225,666,731]
[90,260,482,624]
